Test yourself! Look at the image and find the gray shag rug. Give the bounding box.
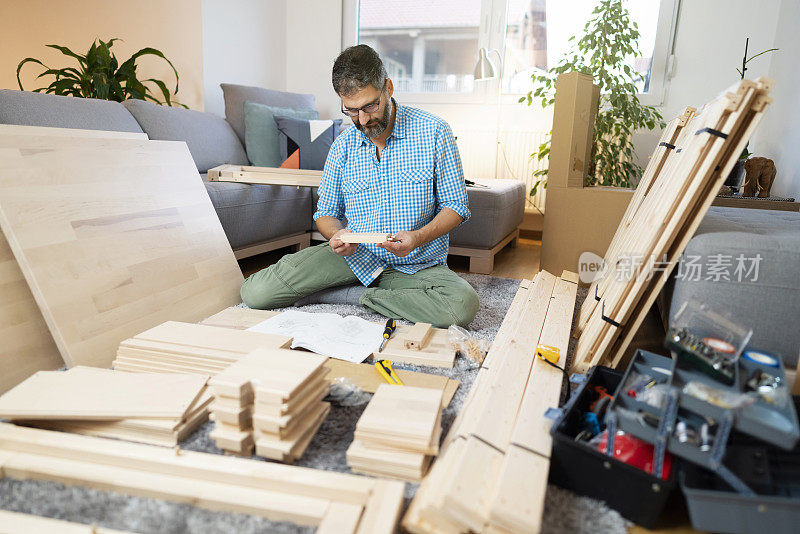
[0,273,630,534]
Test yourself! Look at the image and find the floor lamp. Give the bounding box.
[474,47,503,179]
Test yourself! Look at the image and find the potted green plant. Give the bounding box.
[723,37,778,193]
[16,38,186,107]
[521,0,664,197]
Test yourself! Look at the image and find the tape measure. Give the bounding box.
[536,344,561,365]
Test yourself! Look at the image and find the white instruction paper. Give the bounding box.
[246,310,384,363]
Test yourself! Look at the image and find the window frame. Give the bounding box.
[349,0,680,106]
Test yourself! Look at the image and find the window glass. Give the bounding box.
[359,0,483,93]
[502,0,662,93]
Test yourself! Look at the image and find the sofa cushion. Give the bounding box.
[450,180,526,248]
[244,101,318,167]
[0,89,143,133]
[202,176,313,250]
[222,83,315,144]
[668,206,800,366]
[276,117,342,171]
[123,99,247,174]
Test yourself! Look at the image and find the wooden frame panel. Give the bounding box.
[208,164,322,187]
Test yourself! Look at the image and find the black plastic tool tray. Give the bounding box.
[680,396,800,534]
[549,365,676,528]
[611,350,800,470]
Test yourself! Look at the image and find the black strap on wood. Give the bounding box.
[695,127,728,139]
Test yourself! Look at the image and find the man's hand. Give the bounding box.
[329,228,359,256]
[377,230,420,257]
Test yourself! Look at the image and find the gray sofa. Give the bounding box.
[664,206,800,366]
[0,87,524,267]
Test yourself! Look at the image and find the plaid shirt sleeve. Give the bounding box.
[313,135,346,221]
[434,122,470,224]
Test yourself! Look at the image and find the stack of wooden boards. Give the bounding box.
[347,384,443,482]
[571,77,774,372]
[0,423,405,533]
[0,125,243,394]
[403,269,578,533]
[113,320,292,375]
[209,348,331,462]
[0,367,210,447]
[112,310,461,408]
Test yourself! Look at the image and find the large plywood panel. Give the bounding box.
[0,230,63,393]
[0,130,243,368]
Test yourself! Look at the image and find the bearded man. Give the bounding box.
[240,44,478,328]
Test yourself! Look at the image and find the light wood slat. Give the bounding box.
[0,367,206,420]
[0,510,133,533]
[607,90,772,368]
[466,271,556,450]
[355,479,406,534]
[571,78,773,372]
[0,124,147,139]
[0,423,373,504]
[129,321,292,353]
[0,132,244,368]
[207,164,323,187]
[404,322,434,350]
[509,273,577,455]
[577,108,693,332]
[2,452,329,525]
[0,230,63,394]
[487,445,550,533]
[355,384,442,446]
[339,232,392,244]
[317,502,364,534]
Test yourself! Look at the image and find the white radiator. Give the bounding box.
[455,128,549,210]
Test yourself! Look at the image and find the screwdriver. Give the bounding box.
[378,318,397,352]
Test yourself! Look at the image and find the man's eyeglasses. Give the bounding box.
[341,86,385,117]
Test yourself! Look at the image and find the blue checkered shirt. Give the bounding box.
[313,100,470,286]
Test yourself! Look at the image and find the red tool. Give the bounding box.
[590,386,613,411]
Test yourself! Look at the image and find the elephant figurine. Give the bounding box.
[742,157,776,198]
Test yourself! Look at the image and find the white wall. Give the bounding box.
[633,0,782,169]
[285,0,343,119]
[750,0,800,197]
[201,0,287,117]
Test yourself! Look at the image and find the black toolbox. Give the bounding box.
[549,365,677,528]
[679,396,800,534]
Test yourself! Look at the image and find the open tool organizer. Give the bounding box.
[549,365,677,528]
[609,349,799,496]
[680,396,800,534]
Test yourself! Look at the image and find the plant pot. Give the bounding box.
[724,159,746,193]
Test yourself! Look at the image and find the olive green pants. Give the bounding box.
[240,243,479,328]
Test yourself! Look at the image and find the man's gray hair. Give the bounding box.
[332,45,387,97]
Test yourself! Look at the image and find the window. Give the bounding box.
[356,0,676,102]
[501,0,664,95]
[358,0,482,93]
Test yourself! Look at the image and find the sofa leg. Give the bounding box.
[469,256,494,275]
[510,236,519,248]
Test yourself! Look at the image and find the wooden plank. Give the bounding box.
[0,423,374,505]
[467,271,556,450]
[317,502,364,534]
[487,445,550,533]
[0,124,147,139]
[0,229,63,394]
[0,510,133,533]
[509,272,577,456]
[404,322,434,350]
[0,367,207,420]
[233,231,310,260]
[0,132,244,368]
[255,403,330,462]
[207,164,323,187]
[2,452,329,526]
[340,232,393,244]
[711,195,800,212]
[355,479,406,534]
[130,321,292,354]
[356,384,442,446]
[440,436,504,532]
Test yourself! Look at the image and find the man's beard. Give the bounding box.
[355,97,391,138]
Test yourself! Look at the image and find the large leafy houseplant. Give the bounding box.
[17,38,186,107]
[523,0,664,193]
